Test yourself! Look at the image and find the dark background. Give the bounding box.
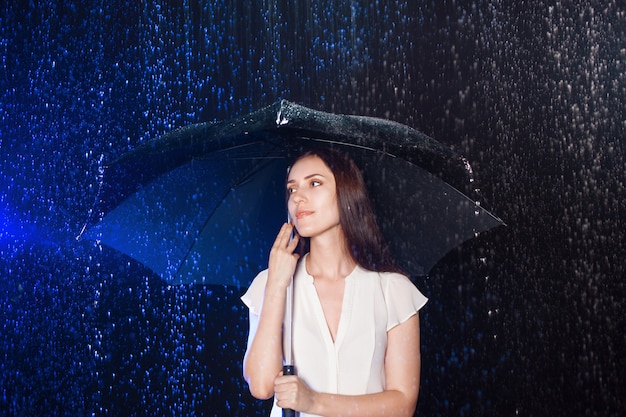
[1,1,624,416]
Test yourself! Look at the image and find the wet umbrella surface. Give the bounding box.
[81,100,503,286]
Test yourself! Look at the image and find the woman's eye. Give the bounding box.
[311,180,321,187]
[287,187,296,194]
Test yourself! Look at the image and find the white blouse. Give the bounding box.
[241,254,428,417]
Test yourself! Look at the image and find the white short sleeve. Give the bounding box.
[241,269,269,316]
[381,273,428,331]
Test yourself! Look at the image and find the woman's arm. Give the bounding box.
[243,223,300,399]
[243,291,287,399]
[274,313,421,417]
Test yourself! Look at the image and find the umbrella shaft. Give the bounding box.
[284,278,293,365]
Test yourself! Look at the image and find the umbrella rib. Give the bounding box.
[197,132,400,161]
[297,135,397,157]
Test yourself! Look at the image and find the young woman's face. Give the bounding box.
[286,155,341,239]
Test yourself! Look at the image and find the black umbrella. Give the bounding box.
[80,100,503,287]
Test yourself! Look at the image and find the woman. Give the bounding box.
[242,148,427,417]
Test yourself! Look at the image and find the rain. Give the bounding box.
[1,1,624,416]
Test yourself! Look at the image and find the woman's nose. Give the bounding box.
[292,193,302,204]
[291,189,306,204]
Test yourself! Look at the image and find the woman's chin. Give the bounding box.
[294,227,311,238]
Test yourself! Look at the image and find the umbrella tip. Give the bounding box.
[276,109,289,127]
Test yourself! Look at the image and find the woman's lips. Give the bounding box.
[295,210,313,219]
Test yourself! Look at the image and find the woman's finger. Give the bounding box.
[287,229,300,250]
[272,222,294,249]
[267,223,300,289]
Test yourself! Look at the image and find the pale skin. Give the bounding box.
[243,155,421,417]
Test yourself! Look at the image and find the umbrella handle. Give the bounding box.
[282,365,296,417]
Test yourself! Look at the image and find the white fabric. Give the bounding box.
[241,254,428,417]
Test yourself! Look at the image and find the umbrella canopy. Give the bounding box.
[80,100,503,286]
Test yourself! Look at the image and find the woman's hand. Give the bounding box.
[274,372,317,413]
[267,222,300,292]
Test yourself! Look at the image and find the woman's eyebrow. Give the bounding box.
[286,173,326,184]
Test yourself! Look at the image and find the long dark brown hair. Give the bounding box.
[289,147,402,274]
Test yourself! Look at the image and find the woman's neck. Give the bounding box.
[306,229,356,281]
